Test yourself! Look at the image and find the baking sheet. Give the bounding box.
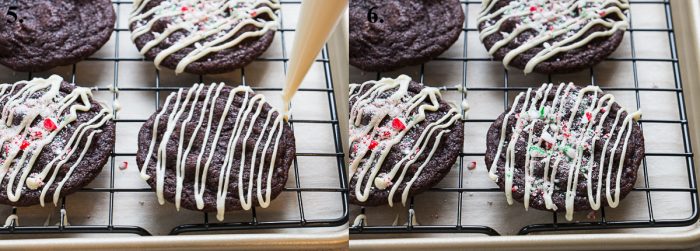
[0,0,347,238]
[349,0,697,237]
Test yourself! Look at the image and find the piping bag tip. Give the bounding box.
[283,109,293,122]
[281,94,289,121]
[280,0,346,123]
[282,101,292,122]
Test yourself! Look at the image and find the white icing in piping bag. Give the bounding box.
[281,0,348,120]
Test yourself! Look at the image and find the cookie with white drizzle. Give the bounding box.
[0,75,115,207]
[0,0,115,72]
[485,83,644,221]
[128,0,281,75]
[136,83,295,221]
[477,0,629,74]
[349,0,465,72]
[349,75,464,207]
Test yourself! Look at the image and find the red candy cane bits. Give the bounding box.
[391,117,406,131]
[20,140,30,150]
[43,118,57,131]
[368,140,379,150]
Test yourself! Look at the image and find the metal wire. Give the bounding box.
[350,0,698,236]
[0,0,347,236]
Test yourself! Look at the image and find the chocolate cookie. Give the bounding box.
[477,0,629,74]
[0,75,115,207]
[136,83,295,221]
[128,0,280,75]
[485,83,644,221]
[349,75,464,206]
[349,0,465,72]
[0,0,115,72]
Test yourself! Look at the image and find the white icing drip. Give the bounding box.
[3,213,17,227]
[478,0,630,74]
[129,0,281,74]
[490,83,642,221]
[59,208,70,226]
[461,100,470,114]
[139,83,286,221]
[352,214,367,227]
[0,75,112,207]
[410,209,418,225]
[113,99,122,113]
[349,75,463,206]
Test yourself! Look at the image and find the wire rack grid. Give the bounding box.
[0,0,347,236]
[349,0,698,236]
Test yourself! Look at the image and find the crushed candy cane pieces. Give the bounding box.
[368,140,379,150]
[119,161,129,170]
[43,118,57,131]
[19,140,29,150]
[467,161,477,170]
[391,118,406,131]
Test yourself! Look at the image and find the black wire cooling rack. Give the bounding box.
[0,0,347,236]
[349,0,698,236]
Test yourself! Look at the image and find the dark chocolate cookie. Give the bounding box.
[477,0,629,74]
[350,0,465,72]
[136,83,295,221]
[0,75,115,207]
[128,0,280,75]
[0,0,115,72]
[349,75,463,206]
[485,83,644,221]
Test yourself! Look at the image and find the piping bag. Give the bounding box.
[281,0,348,120]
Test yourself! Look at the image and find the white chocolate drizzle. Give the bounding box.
[488,83,642,221]
[139,83,286,221]
[58,208,70,226]
[0,75,112,207]
[349,75,463,206]
[352,213,367,227]
[478,0,629,74]
[129,0,281,74]
[3,211,17,227]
